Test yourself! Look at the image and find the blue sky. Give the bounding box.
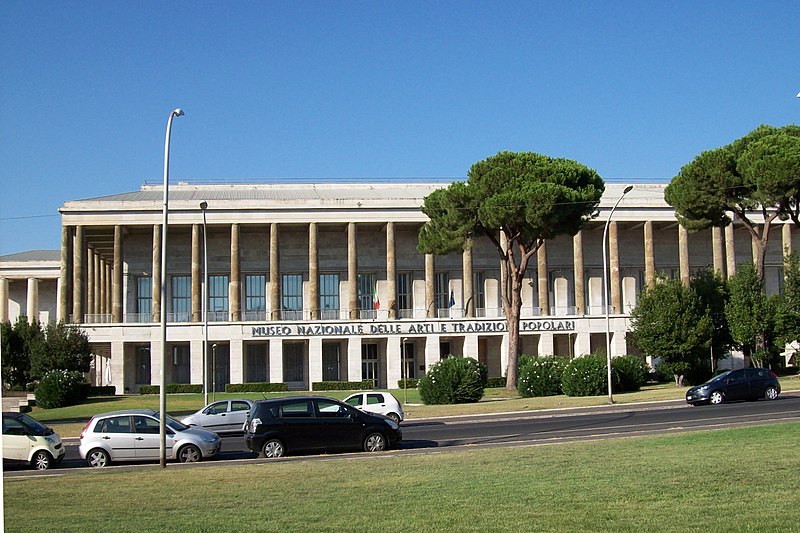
[1,1,798,255]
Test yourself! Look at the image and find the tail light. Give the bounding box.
[79,418,93,440]
[769,370,778,379]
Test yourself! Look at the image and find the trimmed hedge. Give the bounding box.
[88,386,116,396]
[225,382,288,393]
[397,378,420,389]
[419,356,485,405]
[312,380,374,391]
[486,377,507,388]
[611,355,647,392]
[140,384,203,395]
[517,355,566,397]
[35,370,90,409]
[561,354,607,397]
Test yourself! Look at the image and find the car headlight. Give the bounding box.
[200,433,219,443]
[384,419,399,430]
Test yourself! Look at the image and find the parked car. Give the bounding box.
[685,368,781,406]
[79,409,221,467]
[244,396,402,459]
[2,412,65,470]
[181,399,254,434]
[343,391,404,423]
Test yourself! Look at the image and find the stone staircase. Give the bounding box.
[1,393,36,413]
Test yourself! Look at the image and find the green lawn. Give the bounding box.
[4,422,800,532]
[27,373,800,438]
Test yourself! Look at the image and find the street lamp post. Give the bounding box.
[200,201,209,406]
[602,185,633,405]
[401,337,408,405]
[159,108,184,468]
[211,343,217,403]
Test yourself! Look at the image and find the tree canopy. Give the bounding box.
[665,124,800,279]
[418,151,604,391]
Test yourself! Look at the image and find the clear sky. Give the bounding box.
[1,1,798,255]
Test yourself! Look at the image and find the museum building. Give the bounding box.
[0,181,795,394]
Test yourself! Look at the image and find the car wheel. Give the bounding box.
[262,439,285,458]
[386,413,401,424]
[364,432,387,452]
[32,450,52,470]
[178,444,202,463]
[765,386,779,400]
[87,448,110,468]
[709,391,724,405]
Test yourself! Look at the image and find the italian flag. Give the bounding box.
[373,285,380,310]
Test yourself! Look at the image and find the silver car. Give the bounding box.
[181,399,254,434]
[78,409,221,467]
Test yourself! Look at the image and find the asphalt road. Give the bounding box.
[5,394,799,477]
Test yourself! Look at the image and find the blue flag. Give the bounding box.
[449,290,456,308]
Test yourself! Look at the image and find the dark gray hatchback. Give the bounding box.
[244,396,402,458]
[685,368,781,406]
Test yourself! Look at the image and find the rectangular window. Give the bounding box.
[172,345,191,384]
[357,273,376,311]
[135,346,151,385]
[283,342,305,382]
[319,273,340,319]
[171,275,191,322]
[361,343,379,385]
[245,343,268,383]
[435,272,450,311]
[397,273,412,313]
[245,274,266,320]
[322,343,340,381]
[473,272,485,310]
[209,275,229,321]
[282,274,303,319]
[136,276,152,320]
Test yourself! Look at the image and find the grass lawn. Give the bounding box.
[4,422,800,532]
[27,373,800,437]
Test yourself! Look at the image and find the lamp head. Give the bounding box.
[623,185,634,194]
[173,108,184,117]
[199,201,208,211]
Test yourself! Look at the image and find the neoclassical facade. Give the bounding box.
[1,181,795,393]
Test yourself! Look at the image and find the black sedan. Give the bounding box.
[244,396,402,458]
[686,368,781,406]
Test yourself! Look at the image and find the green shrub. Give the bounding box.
[311,380,373,391]
[561,354,607,397]
[139,384,203,395]
[34,370,89,409]
[225,382,288,393]
[518,355,566,397]
[611,355,647,392]
[418,356,485,405]
[486,377,506,388]
[88,386,116,396]
[397,378,420,389]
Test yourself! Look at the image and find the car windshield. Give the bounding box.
[18,414,51,436]
[707,371,733,383]
[153,413,190,432]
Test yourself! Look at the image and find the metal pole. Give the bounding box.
[212,343,217,403]
[402,337,408,405]
[159,108,183,468]
[200,201,209,406]
[603,185,633,405]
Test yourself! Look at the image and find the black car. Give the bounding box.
[244,396,402,458]
[685,368,781,406]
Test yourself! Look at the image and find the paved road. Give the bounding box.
[5,395,799,477]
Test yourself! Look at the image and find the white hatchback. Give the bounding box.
[343,392,404,423]
[181,399,253,434]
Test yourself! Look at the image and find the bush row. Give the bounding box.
[517,354,648,397]
[225,382,288,393]
[419,357,486,404]
[34,370,90,409]
[311,380,374,391]
[139,384,203,395]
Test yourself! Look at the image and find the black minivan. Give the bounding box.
[685,368,781,406]
[244,396,402,458]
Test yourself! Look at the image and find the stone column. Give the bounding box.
[269,223,280,320]
[537,242,549,316]
[725,224,736,278]
[609,222,622,313]
[462,240,474,318]
[27,278,39,322]
[678,224,690,287]
[73,225,84,323]
[230,223,241,321]
[87,248,95,316]
[58,225,71,322]
[308,223,319,320]
[152,225,161,322]
[105,261,112,317]
[386,222,397,319]
[0,278,7,322]
[783,224,793,259]
[347,222,358,319]
[499,232,508,308]
[644,221,655,289]
[99,258,106,316]
[573,231,584,314]
[425,253,435,318]
[711,226,724,277]
[112,225,123,323]
[192,224,202,322]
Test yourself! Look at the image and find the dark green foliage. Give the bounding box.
[418,356,485,404]
[1,317,43,389]
[561,354,607,397]
[726,263,777,364]
[311,380,374,391]
[35,370,90,409]
[29,322,91,380]
[397,379,420,389]
[611,355,647,392]
[88,386,116,396]
[630,275,713,386]
[224,382,289,393]
[517,355,566,397]
[775,253,800,347]
[485,377,507,388]
[139,384,203,394]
